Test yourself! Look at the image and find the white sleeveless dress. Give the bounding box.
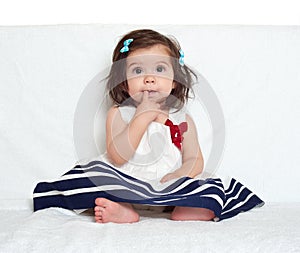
[100,105,186,184]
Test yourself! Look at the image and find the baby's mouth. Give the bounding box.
[142,90,158,97]
[148,90,158,95]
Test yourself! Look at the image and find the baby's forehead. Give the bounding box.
[126,54,173,66]
[128,44,171,57]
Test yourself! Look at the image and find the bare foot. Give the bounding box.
[94,198,139,224]
[171,206,215,221]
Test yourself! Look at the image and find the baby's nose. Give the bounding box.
[144,75,155,84]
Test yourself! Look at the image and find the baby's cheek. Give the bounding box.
[130,92,143,103]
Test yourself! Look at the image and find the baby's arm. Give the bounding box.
[160,114,204,183]
[106,91,161,166]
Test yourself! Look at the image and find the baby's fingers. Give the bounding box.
[142,90,149,101]
[160,173,174,183]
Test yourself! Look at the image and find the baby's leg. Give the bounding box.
[94,198,139,224]
[171,206,215,221]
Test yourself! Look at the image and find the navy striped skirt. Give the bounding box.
[33,160,264,221]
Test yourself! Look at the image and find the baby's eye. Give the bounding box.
[133,67,143,74]
[156,65,166,73]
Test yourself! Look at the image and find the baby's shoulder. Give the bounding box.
[107,105,120,117]
[108,105,119,112]
[107,105,136,124]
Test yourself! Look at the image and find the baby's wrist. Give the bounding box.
[135,110,157,122]
[133,112,154,126]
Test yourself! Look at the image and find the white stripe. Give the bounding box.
[149,178,222,196]
[153,197,185,203]
[178,183,224,206]
[33,186,101,198]
[224,180,238,195]
[46,168,166,197]
[60,171,115,180]
[181,183,223,196]
[221,192,255,215]
[223,185,246,208]
[155,186,224,206]
[33,185,151,199]
[153,194,223,207]
[198,194,224,207]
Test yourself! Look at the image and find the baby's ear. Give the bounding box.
[172,81,177,89]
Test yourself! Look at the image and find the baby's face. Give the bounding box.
[126,44,175,103]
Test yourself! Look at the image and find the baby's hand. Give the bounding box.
[160,172,182,183]
[135,91,161,122]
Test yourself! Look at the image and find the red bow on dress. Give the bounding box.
[164,119,188,151]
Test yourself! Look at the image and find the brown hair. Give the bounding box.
[106,29,197,109]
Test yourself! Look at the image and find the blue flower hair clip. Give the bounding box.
[120,38,134,53]
[179,49,184,66]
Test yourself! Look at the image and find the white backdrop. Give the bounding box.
[0,24,300,209]
[0,0,300,26]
